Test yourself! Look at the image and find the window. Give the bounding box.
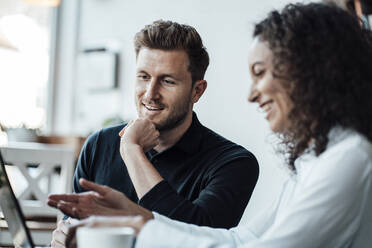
[0,0,57,131]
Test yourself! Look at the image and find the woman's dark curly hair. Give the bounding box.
[254,3,372,170]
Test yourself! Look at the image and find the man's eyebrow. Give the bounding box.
[162,73,181,80]
[135,67,184,81]
[136,70,148,74]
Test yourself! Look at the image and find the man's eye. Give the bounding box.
[138,75,149,80]
[164,79,175,85]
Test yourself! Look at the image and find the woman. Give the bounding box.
[59,2,372,247]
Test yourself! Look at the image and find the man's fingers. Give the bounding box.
[119,127,126,137]
[49,194,80,203]
[47,199,59,208]
[56,202,80,219]
[119,120,134,137]
[48,199,78,218]
[79,178,108,195]
[51,201,81,219]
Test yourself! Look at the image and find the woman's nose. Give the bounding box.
[248,84,259,103]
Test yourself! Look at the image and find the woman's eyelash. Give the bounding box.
[254,70,264,76]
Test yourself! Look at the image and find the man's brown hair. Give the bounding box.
[134,20,209,83]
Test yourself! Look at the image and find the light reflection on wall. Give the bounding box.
[0,14,48,129]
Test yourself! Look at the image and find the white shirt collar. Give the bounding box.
[294,126,355,173]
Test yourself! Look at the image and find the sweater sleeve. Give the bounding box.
[136,212,256,248]
[138,154,259,228]
[135,183,285,248]
[72,131,99,193]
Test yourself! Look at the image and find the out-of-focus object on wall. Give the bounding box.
[80,41,122,91]
[0,29,17,51]
[361,0,372,14]
[323,0,354,11]
[323,0,372,28]
[353,0,372,28]
[23,0,61,7]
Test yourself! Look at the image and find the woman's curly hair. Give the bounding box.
[254,3,372,170]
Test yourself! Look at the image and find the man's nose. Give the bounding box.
[144,80,160,100]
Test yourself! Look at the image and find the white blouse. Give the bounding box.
[135,128,372,248]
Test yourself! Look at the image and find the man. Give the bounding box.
[50,20,259,247]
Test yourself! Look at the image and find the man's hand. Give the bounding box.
[118,118,164,199]
[119,118,160,153]
[65,216,148,248]
[48,178,154,220]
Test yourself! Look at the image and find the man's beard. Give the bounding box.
[155,95,191,132]
[137,89,192,132]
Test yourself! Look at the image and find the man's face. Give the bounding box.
[135,48,194,131]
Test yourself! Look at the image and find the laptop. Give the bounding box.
[0,149,49,248]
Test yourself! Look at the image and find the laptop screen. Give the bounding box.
[0,150,34,248]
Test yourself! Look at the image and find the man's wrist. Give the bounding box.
[122,143,143,159]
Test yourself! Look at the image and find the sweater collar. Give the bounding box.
[171,112,203,155]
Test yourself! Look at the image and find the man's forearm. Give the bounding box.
[122,144,163,199]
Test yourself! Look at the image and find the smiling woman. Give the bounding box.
[252,1,372,170]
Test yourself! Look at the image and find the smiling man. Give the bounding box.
[50,20,259,247]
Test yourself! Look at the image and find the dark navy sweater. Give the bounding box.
[73,113,259,228]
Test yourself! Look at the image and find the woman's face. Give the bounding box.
[248,38,293,133]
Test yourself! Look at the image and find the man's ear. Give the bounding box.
[191,80,207,103]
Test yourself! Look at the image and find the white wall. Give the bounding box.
[70,0,297,223]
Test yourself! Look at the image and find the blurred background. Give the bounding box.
[1,0,370,245]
